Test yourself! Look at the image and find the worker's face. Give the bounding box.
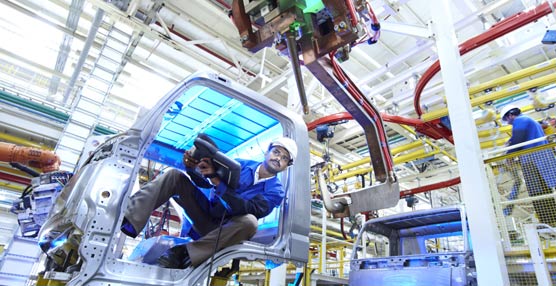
[263,146,291,175]
[197,158,215,176]
[505,114,516,125]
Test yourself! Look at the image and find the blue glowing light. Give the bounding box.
[51,238,67,248]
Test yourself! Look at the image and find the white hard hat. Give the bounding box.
[269,137,298,164]
[500,104,521,121]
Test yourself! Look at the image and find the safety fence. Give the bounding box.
[485,138,556,285]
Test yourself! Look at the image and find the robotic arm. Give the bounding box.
[0,142,61,173]
[231,0,399,215]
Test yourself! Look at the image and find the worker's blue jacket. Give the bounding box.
[204,158,285,219]
[508,115,556,190]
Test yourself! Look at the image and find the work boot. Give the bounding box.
[158,243,192,269]
[120,217,138,238]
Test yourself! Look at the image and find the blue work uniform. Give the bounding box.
[124,158,287,267]
[207,159,285,219]
[505,115,556,224]
[508,115,556,189]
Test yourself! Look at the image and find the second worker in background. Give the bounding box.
[501,105,556,226]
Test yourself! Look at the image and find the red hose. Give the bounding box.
[329,51,394,171]
[366,2,378,23]
[345,0,358,27]
[414,1,556,117]
[340,217,349,240]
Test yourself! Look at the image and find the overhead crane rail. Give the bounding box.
[414,0,556,118]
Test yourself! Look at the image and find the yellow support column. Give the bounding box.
[209,276,229,286]
[339,247,345,278]
[303,264,312,286]
[317,241,324,275]
[264,268,271,286]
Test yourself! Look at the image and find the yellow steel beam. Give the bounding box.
[479,138,508,149]
[340,140,423,170]
[505,247,556,257]
[422,73,556,122]
[310,225,353,242]
[0,133,50,149]
[332,149,440,182]
[483,141,556,164]
[331,104,539,173]
[394,149,440,165]
[340,103,538,171]
[391,140,425,155]
[0,181,26,192]
[478,125,512,138]
[310,149,322,157]
[0,165,33,178]
[468,58,556,95]
[399,124,458,163]
[331,167,369,182]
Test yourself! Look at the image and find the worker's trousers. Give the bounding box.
[123,169,258,266]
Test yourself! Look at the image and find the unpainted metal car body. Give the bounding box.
[38,72,311,285]
[349,205,477,286]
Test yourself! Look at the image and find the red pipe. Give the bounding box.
[399,177,461,198]
[414,1,556,117]
[382,114,424,127]
[307,112,352,131]
[307,112,425,131]
[0,172,31,186]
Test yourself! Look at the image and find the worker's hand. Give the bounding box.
[182,150,199,168]
[198,158,221,186]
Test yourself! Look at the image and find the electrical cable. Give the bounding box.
[19,184,33,198]
[9,162,40,177]
[328,51,395,171]
[206,207,228,286]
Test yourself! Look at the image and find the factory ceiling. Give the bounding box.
[0,0,555,206]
